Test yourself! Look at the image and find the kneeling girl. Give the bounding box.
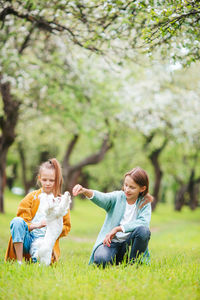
[5,158,71,264]
[73,167,153,267]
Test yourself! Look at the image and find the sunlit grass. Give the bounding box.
[0,190,200,300]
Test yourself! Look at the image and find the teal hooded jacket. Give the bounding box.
[89,190,151,264]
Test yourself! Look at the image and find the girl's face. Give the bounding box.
[123,175,146,203]
[38,168,56,194]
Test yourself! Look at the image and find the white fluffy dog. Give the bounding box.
[31,191,71,266]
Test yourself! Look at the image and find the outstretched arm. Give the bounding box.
[72,184,94,198]
[73,184,120,212]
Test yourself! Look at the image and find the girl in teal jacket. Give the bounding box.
[73,167,153,267]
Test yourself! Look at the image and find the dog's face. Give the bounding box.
[40,191,71,221]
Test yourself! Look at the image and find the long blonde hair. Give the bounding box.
[38,158,63,196]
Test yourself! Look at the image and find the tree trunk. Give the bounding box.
[174,184,187,211]
[6,162,17,190]
[18,144,50,195]
[144,135,167,211]
[188,170,200,210]
[62,133,112,208]
[0,78,20,213]
[175,169,200,211]
[17,142,37,194]
[189,183,199,210]
[149,150,163,211]
[0,156,6,212]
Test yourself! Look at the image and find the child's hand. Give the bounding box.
[72,184,85,196]
[103,226,122,247]
[39,219,47,228]
[103,227,118,247]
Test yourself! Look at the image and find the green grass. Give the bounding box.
[0,190,200,300]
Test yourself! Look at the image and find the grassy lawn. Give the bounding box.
[0,190,200,300]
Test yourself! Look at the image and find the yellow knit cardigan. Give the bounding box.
[5,189,71,262]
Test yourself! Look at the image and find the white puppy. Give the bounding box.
[30,191,71,266]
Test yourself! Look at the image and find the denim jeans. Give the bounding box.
[93,226,151,267]
[10,217,34,255]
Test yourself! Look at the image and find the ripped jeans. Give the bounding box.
[93,226,151,268]
[10,217,38,262]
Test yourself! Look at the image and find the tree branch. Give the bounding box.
[0,6,102,52]
[19,24,35,54]
[71,134,112,172]
[62,134,79,167]
[0,75,21,149]
[194,177,200,184]
[149,138,168,160]
[143,133,155,148]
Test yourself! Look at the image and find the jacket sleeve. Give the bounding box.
[16,192,35,230]
[123,203,151,233]
[90,190,119,212]
[59,210,71,238]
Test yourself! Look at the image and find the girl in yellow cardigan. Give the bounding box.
[5,158,71,264]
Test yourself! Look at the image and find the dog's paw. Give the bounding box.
[64,191,72,204]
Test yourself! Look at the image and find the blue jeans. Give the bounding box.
[94,226,151,267]
[10,217,34,255]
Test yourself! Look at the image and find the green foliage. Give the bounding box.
[1,0,199,70]
[132,0,200,65]
[0,192,200,299]
[1,0,200,209]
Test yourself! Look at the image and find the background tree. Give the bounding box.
[0,78,20,212]
[0,0,130,212]
[116,61,200,210]
[1,0,200,213]
[123,0,200,65]
[10,52,121,203]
